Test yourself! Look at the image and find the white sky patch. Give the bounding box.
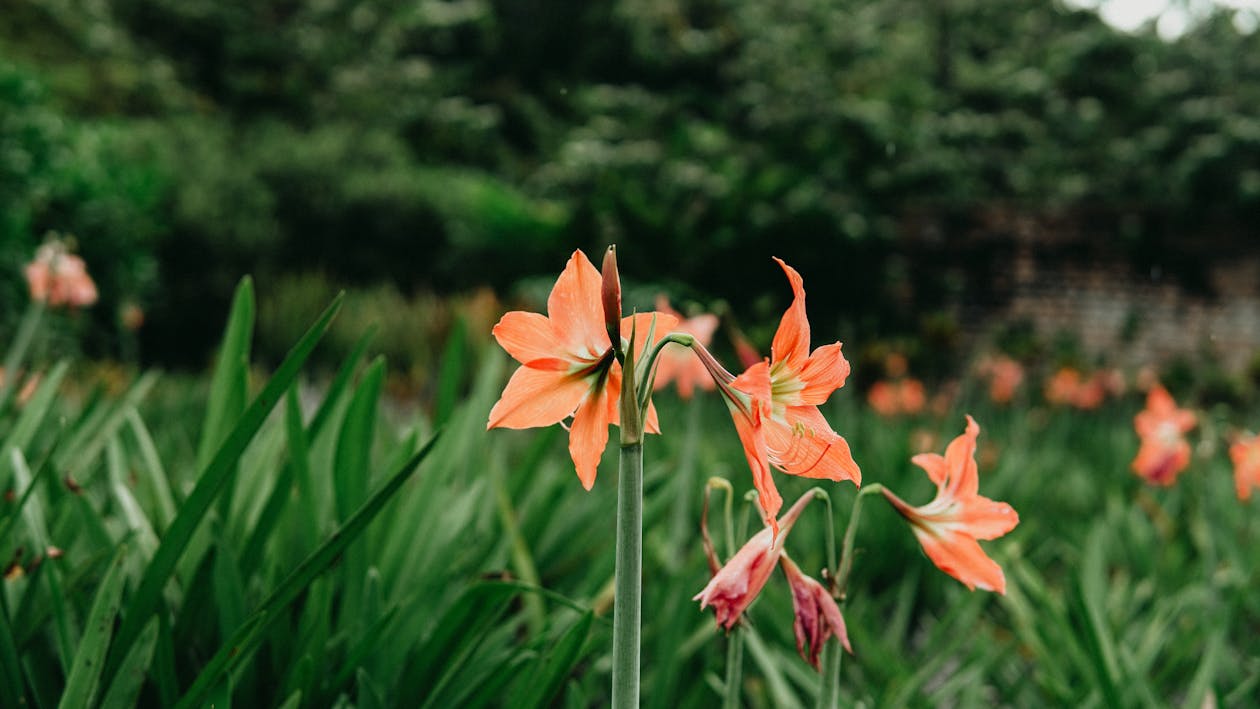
[1065,0,1260,38]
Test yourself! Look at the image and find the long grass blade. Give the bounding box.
[57,545,128,709]
[173,429,441,708]
[103,293,343,683]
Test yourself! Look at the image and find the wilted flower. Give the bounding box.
[487,250,679,488]
[781,554,851,668]
[25,240,98,308]
[882,416,1019,593]
[652,296,719,399]
[694,491,812,629]
[1230,433,1260,502]
[1131,385,1196,486]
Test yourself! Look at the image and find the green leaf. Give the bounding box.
[0,360,68,484]
[435,316,467,427]
[406,582,524,708]
[0,599,27,708]
[98,618,159,709]
[103,292,343,684]
[334,356,385,522]
[173,429,441,709]
[57,545,128,709]
[198,276,255,472]
[518,612,594,709]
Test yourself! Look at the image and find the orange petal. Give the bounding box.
[795,342,850,405]
[621,311,682,360]
[731,360,772,403]
[769,258,810,370]
[548,250,609,357]
[914,528,1007,594]
[492,311,562,367]
[487,366,589,430]
[569,382,615,489]
[730,402,780,535]
[943,415,981,499]
[960,496,1020,540]
[765,406,861,486]
[910,453,948,487]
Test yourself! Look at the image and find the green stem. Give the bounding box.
[813,488,839,709]
[612,441,643,708]
[819,484,885,709]
[723,626,745,709]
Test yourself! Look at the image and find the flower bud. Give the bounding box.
[601,245,622,355]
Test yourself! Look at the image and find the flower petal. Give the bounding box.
[913,528,1007,594]
[764,406,861,486]
[770,258,810,370]
[569,380,615,489]
[911,453,948,487]
[547,250,609,358]
[621,311,682,360]
[943,414,981,499]
[487,366,589,430]
[960,496,1020,540]
[492,311,563,367]
[795,342,850,405]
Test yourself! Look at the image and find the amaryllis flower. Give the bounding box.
[882,415,1019,593]
[651,296,719,400]
[25,241,98,308]
[1230,433,1260,501]
[867,378,926,417]
[780,554,851,668]
[696,259,860,534]
[487,250,678,489]
[694,491,813,629]
[977,355,1023,405]
[1131,385,1196,486]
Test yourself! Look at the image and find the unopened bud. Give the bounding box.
[601,245,622,356]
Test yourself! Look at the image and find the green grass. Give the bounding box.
[2,284,1259,707]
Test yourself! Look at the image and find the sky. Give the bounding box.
[1067,0,1260,37]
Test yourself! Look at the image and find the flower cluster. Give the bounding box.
[694,491,851,668]
[24,239,98,309]
[486,247,1022,678]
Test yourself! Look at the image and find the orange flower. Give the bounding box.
[882,416,1019,593]
[1230,433,1260,501]
[651,296,719,399]
[867,378,925,417]
[25,241,98,308]
[1044,367,1081,406]
[694,491,812,629]
[781,554,851,668]
[487,250,678,489]
[699,259,860,533]
[1131,385,1196,486]
[980,355,1023,405]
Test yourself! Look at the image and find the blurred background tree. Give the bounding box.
[1,0,1257,367]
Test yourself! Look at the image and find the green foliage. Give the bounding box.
[5,0,1260,364]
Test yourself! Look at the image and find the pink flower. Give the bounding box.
[25,241,98,308]
[651,296,719,399]
[694,491,812,629]
[780,554,851,668]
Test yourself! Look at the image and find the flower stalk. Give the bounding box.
[611,245,641,708]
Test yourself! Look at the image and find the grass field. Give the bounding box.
[3,278,1258,708]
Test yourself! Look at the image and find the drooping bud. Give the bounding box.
[601,245,622,357]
